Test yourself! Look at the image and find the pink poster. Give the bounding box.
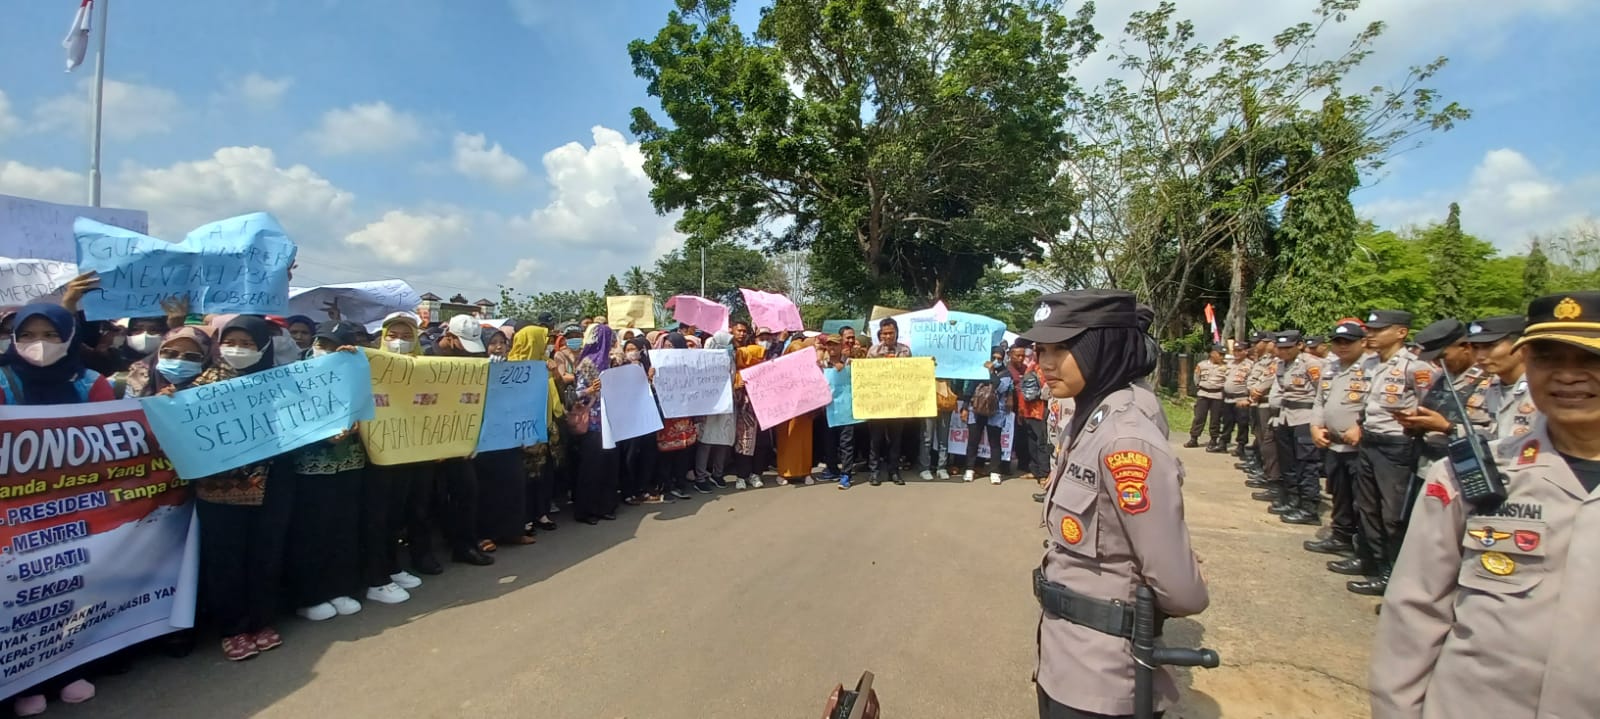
[666,294,730,334]
[739,349,829,430]
[740,288,804,332]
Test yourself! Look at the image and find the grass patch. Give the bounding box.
[1160,392,1196,434]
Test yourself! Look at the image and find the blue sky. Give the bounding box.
[1,0,1596,303]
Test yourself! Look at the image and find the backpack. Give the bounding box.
[0,366,101,405]
[970,380,999,417]
[1021,370,1043,402]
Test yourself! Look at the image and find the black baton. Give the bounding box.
[1131,585,1220,719]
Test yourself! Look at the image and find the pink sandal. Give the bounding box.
[253,627,283,652]
[223,633,259,661]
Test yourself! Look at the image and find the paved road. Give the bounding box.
[53,445,1374,718]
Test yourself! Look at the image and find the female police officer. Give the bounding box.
[1028,290,1209,718]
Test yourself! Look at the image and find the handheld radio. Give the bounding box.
[1439,367,1508,511]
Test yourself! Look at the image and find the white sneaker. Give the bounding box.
[736,478,749,490]
[964,470,975,482]
[777,477,789,486]
[990,473,1003,485]
[919,470,934,481]
[937,469,950,480]
[297,602,336,621]
[750,476,764,489]
[723,474,739,484]
[366,583,410,605]
[390,571,422,589]
[803,476,816,486]
[330,596,362,616]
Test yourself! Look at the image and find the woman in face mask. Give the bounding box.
[0,307,16,362]
[359,312,444,588]
[187,315,295,661]
[572,325,620,524]
[695,331,738,489]
[730,328,769,489]
[616,336,661,504]
[486,330,511,361]
[0,303,116,404]
[285,321,372,623]
[473,324,534,553]
[124,327,213,398]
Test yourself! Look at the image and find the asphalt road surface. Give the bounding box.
[47,445,1375,718]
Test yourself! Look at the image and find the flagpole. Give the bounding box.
[88,0,109,207]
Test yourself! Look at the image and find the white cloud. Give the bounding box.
[451,132,528,186]
[226,73,293,109]
[305,101,424,155]
[343,210,472,266]
[114,146,357,239]
[33,79,181,140]
[0,90,21,142]
[511,125,683,256]
[508,258,542,282]
[1359,148,1600,249]
[0,161,83,204]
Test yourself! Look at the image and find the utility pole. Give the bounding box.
[87,0,110,207]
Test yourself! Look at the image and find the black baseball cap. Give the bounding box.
[1250,331,1272,343]
[1305,336,1325,348]
[1329,321,1367,341]
[1413,318,1467,362]
[1134,303,1154,333]
[1021,290,1139,344]
[314,320,365,346]
[1514,292,1600,355]
[1466,315,1526,343]
[1274,330,1303,347]
[1209,343,1225,352]
[1364,309,1414,329]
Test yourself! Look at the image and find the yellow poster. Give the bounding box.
[606,295,656,329]
[869,305,908,321]
[359,350,490,465]
[851,357,937,419]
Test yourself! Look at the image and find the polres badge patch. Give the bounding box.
[1105,450,1153,515]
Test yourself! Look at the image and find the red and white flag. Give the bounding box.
[63,0,94,72]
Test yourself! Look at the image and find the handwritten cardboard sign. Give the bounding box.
[598,363,663,448]
[475,360,550,452]
[740,349,829,430]
[649,349,733,418]
[0,193,147,262]
[606,295,655,329]
[740,288,804,332]
[360,351,489,465]
[824,367,862,427]
[851,357,937,419]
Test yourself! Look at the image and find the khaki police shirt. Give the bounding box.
[1193,359,1226,400]
[1224,359,1252,399]
[1247,356,1277,405]
[1361,350,1433,436]
[1314,355,1369,453]
[1037,385,1208,716]
[1371,421,1600,718]
[1274,353,1320,426]
[1486,374,1539,440]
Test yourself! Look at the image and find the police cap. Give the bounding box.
[1251,331,1272,343]
[1329,321,1367,341]
[1465,315,1526,344]
[1413,318,1467,362]
[1513,291,1600,355]
[1305,336,1325,348]
[1364,309,1414,329]
[1021,290,1139,345]
[1273,330,1303,347]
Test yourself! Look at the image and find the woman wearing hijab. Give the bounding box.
[653,332,702,499]
[695,331,738,489]
[356,315,434,604]
[1027,291,1208,718]
[572,325,620,524]
[510,326,563,535]
[124,326,213,398]
[960,346,1010,483]
[774,336,820,485]
[2,304,113,716]
[617,335,662,503]
[730,334,768,489]
[286,321,371,623]
[185,316,296,661]
[473,325,534,552]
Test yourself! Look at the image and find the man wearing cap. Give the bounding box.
[436,314,488,356]
[1371,291,1600,718]
[424,314,495,567]
[1306,336,1329,359]
[1221,344,1254,457]
[1333,309,1429,595]
[1306,321,1372,555]
[1186,344,1229,451]
[1467,315,1538,439]
[1245,332,1282,496]
[1028,290,1208,718]
[1398,319,1495,447]
[1267,331,1322,525]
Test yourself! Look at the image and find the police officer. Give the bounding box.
[1247,333,1283,500]
[1186,344,1228,451]
[1306,335,1329,359]
[1466,315,1539,439]
[1221,344,1254,456]
[1333,309,1430,596]
[1306,321,1370,555]
[1268,331,1322,525]
[1395,319,1495,475]
[1029,290,1208,718]
[1371,292,1600,717]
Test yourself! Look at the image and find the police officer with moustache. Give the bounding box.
[1331,310,1431,596]
[1371,292,1600,718]
[1466,315,1540,439]
[1267,331,1323,526]
[1186,344,1228,451]
[1028,290,1208,718]
[1306,321,1371,556]
[1221,344,1254,457]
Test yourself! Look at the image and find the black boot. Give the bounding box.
[1347,569,1390,596]
[1206,442,1227,453]
[1304,536,1355,555]
[1281,498,1321,525]
[1327,557,1371,576]
[1244,477,1271,489]
[1268,487,1298,515]
[1250,485,1281,502]
[1183,439,1200,448]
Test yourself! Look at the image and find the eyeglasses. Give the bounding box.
[158,349,206,362]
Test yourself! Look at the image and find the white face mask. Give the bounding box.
[126,332,162,355]
[624,350,641,362]
[311,346,331,358]
[18,339,71,367]
[219,346,264,369]
[0,338,11,354]
[386,339,413,354]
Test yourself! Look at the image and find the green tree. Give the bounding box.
[1344,226,1433,318]
[1523,239,1550,301]
[628,0,1094,304]
[649,239,788,319]
[622,266,652,295]
[602,275,625,298]
[497,287,606,323]
[1420,203,1493,320]
[1468,256,1527,318]
[948,266,1044,330]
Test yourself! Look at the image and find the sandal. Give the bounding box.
[252,628,282,652]
[477,539,497,553]
[223,634,259,661]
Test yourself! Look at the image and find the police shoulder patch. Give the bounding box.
[1105,449,1153,515]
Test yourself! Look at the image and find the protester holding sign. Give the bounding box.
[695,331,738,488]
[775,338,821,485]
[509,326,563,535]
[865,318,913,486]
[362,313,445,584]
[427,318,495,567]
[573,325,620,524]
[730,323,767,489]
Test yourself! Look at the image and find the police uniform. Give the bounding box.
[1307,321,1370,553]
[1187,345,1228,450]
[1411,319,1496,480]
[1371,292,1600,718]
[1221,351,1253,453]
[1027,291,1208,718]
[1247,337,1282,490]
[1337,310,1432,594]
[1465,315,1540,440]
[1269,331,1322,525]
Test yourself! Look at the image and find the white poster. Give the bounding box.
[948,409,1014,461]
[649,349,734,418]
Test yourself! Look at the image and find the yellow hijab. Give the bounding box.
[508,326,563,420]
[380,316,422,355]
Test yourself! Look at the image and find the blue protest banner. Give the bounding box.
[476,360,550,452]
[74,212,298,321]
[871,309,1005,380]
[138,351,376,480]
[824,367,862,427]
